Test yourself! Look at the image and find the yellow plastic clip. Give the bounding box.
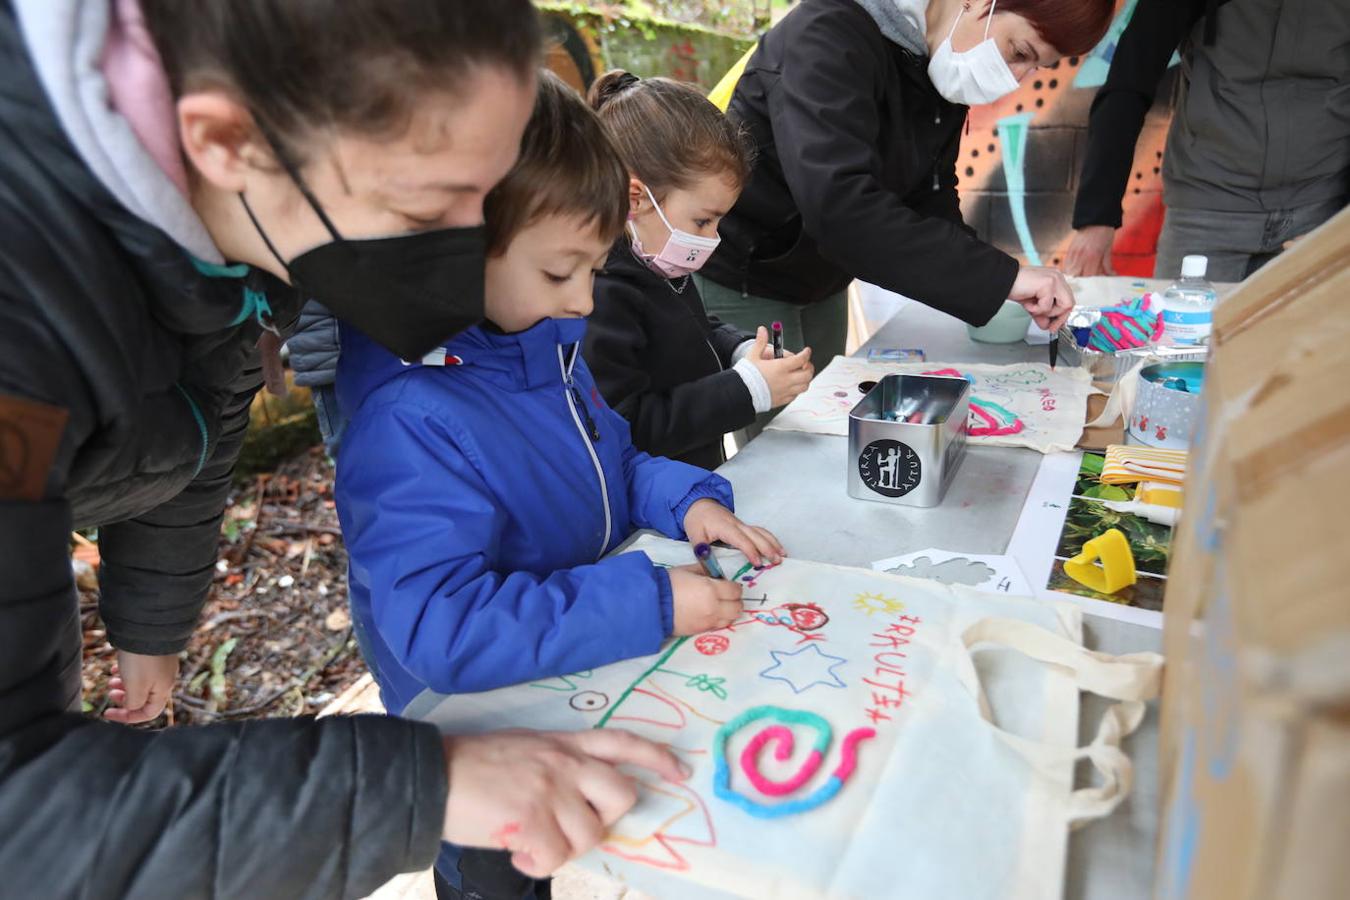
[1064,528,1138,594]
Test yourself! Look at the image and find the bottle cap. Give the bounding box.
[1181,255,1208,278]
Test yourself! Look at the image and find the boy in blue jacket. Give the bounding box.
[335,72,785,723]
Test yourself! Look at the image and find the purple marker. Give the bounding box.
[694,543,726,580]
[771,321,784,359]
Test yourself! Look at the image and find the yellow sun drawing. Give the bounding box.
[852,592,905,616]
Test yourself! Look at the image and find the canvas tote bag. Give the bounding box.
[417,537,1163,899]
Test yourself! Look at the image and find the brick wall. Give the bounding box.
[542,1,1177,276]
[957,0,1178,276]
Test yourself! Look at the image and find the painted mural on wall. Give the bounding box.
[960,0,1177,276]
[542,0,1176,276]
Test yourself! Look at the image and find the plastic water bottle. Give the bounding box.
[1160,255,1219,346]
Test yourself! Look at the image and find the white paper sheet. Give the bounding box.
[1007,451,1165,629]
[766,356,1094,454]
[871,548,1034,597]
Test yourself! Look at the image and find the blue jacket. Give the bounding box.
[334,316,734,713]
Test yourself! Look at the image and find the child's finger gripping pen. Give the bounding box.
[771,321,784,359]
[694,542,726,579]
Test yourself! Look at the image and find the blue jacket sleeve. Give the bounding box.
[599,401,735,538]
[337,401,673,695]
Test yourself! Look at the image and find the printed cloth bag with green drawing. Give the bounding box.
[415,535,1162,900]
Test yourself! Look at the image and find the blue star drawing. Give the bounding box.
[758,645,848,694]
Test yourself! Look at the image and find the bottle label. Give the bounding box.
[1162,308,1212,345]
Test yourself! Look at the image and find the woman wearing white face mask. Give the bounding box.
[697,0,1115,366]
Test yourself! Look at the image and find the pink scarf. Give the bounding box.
[99,0,188,195]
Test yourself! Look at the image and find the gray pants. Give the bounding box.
[693,275,850,363]
[693,275,849,442]
[1154,195,1346,282]
[311,383,347,457]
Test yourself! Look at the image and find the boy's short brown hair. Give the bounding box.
[484,70,630,255]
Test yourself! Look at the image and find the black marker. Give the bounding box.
[1048,332,1059,371]
[771,321,784,359]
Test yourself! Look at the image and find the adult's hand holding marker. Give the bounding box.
[441,729,689,878]
[1009,266,1077,332]
[747,326,815,408]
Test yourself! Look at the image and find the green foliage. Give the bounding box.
[1080,483,1131,501]
[539,0,767,38]
[236,408,321,484]
[1057,499,1172,576]
[209,638,239,708]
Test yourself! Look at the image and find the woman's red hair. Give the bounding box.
[996,0,1116,57]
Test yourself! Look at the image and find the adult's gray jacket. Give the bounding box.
[1074,0,1350,228]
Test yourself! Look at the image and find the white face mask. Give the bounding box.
[630,185,721,279]
[927,0,1021,106]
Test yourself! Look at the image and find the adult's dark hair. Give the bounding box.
[996,0,1115,57]
[588,69,755,199]
[484,70,629,256]
[142,0,542,164]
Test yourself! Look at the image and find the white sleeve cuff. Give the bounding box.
[733,358,772,414]
[730,338,757,366]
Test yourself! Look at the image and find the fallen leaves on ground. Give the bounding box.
[79,446,368,727]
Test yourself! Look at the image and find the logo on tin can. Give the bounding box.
[858,439,921,498]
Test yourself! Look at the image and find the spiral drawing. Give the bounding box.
[713,706,876,819]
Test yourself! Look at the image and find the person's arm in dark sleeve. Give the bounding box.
[1073,0,1209,228]
[95,380,252,656]
[907,116,975,234]
[584,279,754,459]
[0,302,446,899]
[766,14,1017,325]
[707,315,754,366]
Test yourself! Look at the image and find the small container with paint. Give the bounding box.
[1127,361,1206,450]
[847,373,970,508]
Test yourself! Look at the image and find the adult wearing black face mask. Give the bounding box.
[0,2,685,897]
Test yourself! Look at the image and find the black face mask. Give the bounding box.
[239,148,486,361]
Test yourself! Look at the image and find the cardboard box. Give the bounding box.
[1155,206,1350,900]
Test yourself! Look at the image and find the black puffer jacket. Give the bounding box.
[700,0,1019,322]
[0,5,445,896]
[584,241,755,471]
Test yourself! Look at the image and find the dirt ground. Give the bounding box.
[78,446,368,727]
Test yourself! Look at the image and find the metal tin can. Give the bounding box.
[847,374,970,507]
[1127,361,1206,450]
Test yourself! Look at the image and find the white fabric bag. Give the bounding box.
[418,537,1162,899]
[765,356,1094,454]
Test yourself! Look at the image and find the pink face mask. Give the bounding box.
[630,185,721,279]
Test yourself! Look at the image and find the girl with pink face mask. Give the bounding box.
[584,71,816,471]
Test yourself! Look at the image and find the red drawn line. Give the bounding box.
[601,782,717,872]
[609,687,685,730]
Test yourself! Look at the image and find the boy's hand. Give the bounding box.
[441,728,689,878]
[669,565,744,635]
[747,327,814,407]
[105,650,179,724]
[683,498,785,567]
